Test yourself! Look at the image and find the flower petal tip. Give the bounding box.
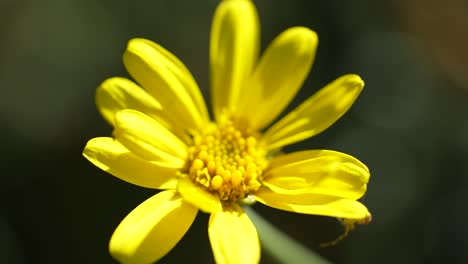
[344,74,365,91]
[287,26,318,43]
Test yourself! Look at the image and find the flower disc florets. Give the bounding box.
[185,119,266,202]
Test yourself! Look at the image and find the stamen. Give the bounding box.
[183,119,267,202]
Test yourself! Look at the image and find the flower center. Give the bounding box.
[185,119,266,202]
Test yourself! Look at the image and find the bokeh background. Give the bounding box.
[2,0,468,263]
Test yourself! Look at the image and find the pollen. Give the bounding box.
[185,120,267,202]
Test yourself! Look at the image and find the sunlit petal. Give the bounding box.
[96,77,162,126]
[210,0,259,120]
[238,27,318,130]
[255,187,371,220]
[262,74,364,150]
[177,177,223,213]
[83,137,178,189]
[110,191,198,264]
[113,109,187,166]
[264,150,369,199]
[96,77,191,143]
[208,204,260,264]
[124,38,209,133]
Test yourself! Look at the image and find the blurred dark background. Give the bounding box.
[2,0,467,263]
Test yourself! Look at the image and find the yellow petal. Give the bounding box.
[208,204,260,264]
[109,190,198,264]
[238,27,318,130]
[96,77,190,143]
[113,109,187,167]
[255,188,371,220]
[177,177,222,213]
[123,38,209,133]
[264,150,369,199]
[210,0,259,121]
[96,77,162,126]
[83,137,178,189]
[262,74,364,150]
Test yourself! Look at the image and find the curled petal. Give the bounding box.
[110,190,198,264]
[255,187,371,220]
[264,150,369,199]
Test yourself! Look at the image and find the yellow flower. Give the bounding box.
[83,0,371,263]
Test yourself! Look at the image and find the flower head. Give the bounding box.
[83,0,371,263]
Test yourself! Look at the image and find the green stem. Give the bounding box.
[244,207,332,264]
